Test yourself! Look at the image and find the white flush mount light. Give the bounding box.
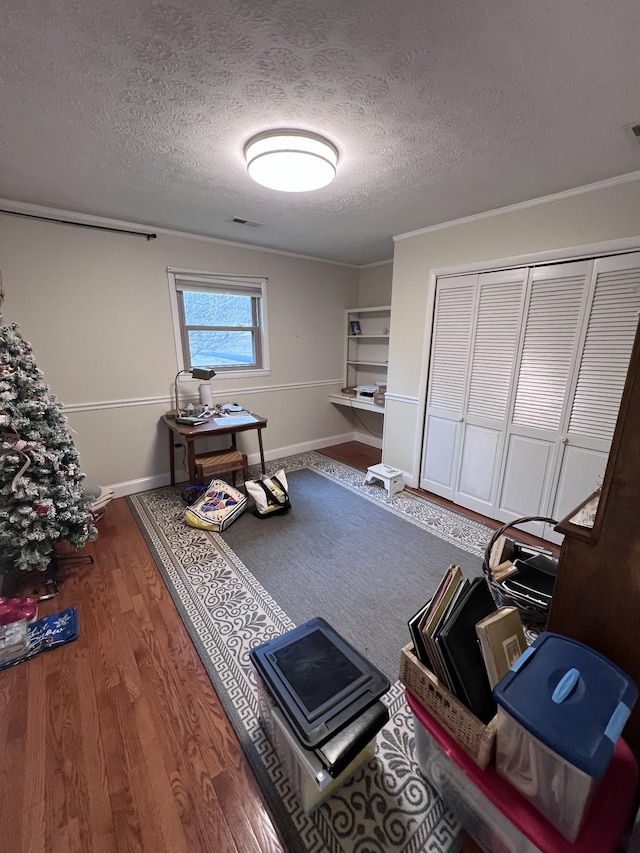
[245,130,338,192]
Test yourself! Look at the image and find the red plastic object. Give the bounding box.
[407,689,638,853]
[0,596,38,625]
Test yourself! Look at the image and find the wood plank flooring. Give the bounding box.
[1,442,501,852]
[1,499,283,853]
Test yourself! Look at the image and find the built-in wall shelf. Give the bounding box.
[330,305,391,417]
[346,361,389,367]
[328,393,385,413]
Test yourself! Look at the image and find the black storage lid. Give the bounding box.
[250,617,390,749]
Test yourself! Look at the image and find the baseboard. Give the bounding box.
[353,430,383,450]
[107,431,358,498]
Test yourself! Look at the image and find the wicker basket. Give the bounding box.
[399,644,496,769]
[194,449,249,485]
[482,515,557,629]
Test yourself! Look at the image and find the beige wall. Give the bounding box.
[0,216,360,491]
[385,178,640,480]
[5,179,638,492]
[357,261,393,307]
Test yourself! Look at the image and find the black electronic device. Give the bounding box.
[315,699,388,777]
[250,617,390,749]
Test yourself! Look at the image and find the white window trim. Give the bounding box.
[167,267,271,379]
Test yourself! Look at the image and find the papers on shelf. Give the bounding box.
[568,491,600,528]
[176,416,210,425]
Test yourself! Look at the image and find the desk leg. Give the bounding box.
[168,427,175,486]
[187,440,197,485]
[257,428,266,473]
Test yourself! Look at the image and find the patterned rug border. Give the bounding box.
[126,453,490,853]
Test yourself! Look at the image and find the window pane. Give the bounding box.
[183,291,253,327]
[189,330,255,367]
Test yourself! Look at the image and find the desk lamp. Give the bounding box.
[174,367,216,416]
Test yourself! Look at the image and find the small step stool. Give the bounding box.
[364,463,405,499]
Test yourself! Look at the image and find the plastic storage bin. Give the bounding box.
[493,631,638,842]
[249,616,389,749]
[408,690,638,853]
[254,665,376,813]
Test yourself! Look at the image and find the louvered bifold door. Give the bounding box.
[453,269,526,514]
[497,260,591,532]
[550,251,640,529]
[420,275,476,499]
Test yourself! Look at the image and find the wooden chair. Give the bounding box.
[194,448,249,488]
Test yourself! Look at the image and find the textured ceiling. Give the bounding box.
[1,0,639,265]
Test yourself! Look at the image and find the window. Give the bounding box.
[168,269,269,375]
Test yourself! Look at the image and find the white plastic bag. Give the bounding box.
[245,469,290,518]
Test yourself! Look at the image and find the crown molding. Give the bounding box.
[0,198,357,268]
[358,258,394,269]
[393,170,640,243]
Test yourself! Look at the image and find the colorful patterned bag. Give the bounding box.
[184,479,247,531]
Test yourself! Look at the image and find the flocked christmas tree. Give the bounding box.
[0,313,95,576]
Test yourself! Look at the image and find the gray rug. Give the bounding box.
[223,467,484,682]
[127,451,493,853]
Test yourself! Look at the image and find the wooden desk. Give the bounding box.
[162,413,267,485]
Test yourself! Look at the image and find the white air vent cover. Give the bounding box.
[228,216,264,227]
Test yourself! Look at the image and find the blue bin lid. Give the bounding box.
[493,632,638,778]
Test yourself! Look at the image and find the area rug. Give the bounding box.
[221,467,486,683]
[127,451,493,853]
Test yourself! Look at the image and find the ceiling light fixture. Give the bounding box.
[245,130,338,192]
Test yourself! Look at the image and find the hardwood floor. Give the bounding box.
[1,499,284,853]
[315,440,382,471]
[0,442,523,852]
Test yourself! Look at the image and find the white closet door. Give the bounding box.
[548,252,640,537]
[497,261,592,533]
[454,269,526,514]
[422,252,640,543]
[420,275,475,498]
